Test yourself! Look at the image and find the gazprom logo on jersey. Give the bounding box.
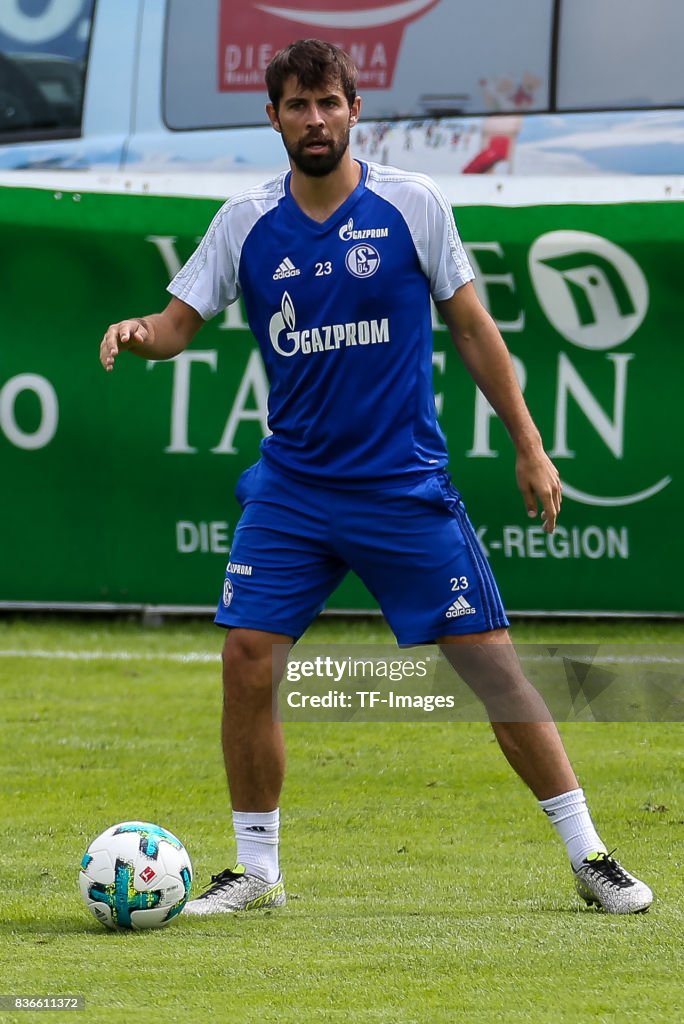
[269,292,390,358]
[339,217,390,241]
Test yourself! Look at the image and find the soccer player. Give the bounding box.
[99,39,652,915]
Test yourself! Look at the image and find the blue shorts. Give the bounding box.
[215,459,509,645]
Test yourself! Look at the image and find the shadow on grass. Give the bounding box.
[0,902,645,939]
[0,917,162,937]
[0,925,95,938]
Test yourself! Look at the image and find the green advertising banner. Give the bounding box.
[1,182,682,613]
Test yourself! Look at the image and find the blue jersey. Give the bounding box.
[168,161,473,485]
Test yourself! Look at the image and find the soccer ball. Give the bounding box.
[79,821,193,930]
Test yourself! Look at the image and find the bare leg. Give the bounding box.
[439,629,578,800]
[221,628,291,811]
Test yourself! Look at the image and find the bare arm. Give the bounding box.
[99,297,205,372]
[436,281,561,533]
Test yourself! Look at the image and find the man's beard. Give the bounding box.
[284,125,351,177]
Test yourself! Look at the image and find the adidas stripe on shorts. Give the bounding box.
[214,459,509,645]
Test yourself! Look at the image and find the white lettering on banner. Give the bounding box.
[146,233,209,280]
[551,353,633,459]
[149,351,270,455]
[224,43,274,74]
[176,521,230,554]
[477,525,629,561]
[0,0,83,44]
[464,242,525,332]
[148,351,217,453]
[0,374,58,450]
[346,41,388,72]
[146,235,185,279]
[467,355,526,458]
[212,350,270,454]
[216,0,441,94]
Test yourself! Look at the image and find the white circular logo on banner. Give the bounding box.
[528,230,648,350]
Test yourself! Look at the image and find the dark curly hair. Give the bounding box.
[265,39,358,111]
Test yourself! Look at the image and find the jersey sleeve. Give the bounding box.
[366,166,474,303]
[422,180,474,301]
[167,202,239,321]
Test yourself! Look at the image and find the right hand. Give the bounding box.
[99,318,151,372]
[515,446,562,534]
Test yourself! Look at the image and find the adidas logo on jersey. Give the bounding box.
[446,596,476,618]
[273,257,301,280]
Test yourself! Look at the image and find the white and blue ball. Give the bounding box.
[79,821,192,930]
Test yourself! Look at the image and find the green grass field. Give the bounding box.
[0,616,682,1023]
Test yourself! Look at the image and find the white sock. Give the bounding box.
[233,809,280,883]
[539,788,607,871]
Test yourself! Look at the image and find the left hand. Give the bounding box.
[515,448,562,533]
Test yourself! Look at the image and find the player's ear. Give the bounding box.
[266,103,281,133]
[349,95,361,126]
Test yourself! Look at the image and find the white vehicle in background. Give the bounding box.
[0,0,683,177]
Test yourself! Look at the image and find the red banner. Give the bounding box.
[218,0,441,92]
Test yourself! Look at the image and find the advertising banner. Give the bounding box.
[166,0,553,130]
[0,182,681,613]
[217,0,442,92]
